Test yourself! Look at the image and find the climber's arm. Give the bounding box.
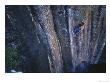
[80,25,85,31]
[80,21,85,31]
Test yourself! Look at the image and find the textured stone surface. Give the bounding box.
[5,5,106,73]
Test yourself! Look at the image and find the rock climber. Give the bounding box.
[73,21,85,35]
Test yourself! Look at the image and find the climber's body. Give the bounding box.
[73,22,84,35]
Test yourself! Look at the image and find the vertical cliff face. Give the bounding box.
[33,6,63,72]
[67,6,106,72]
[5,5,106,73]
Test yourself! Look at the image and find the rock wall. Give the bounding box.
[5,5,106,73]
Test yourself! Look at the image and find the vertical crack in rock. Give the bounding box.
[68,8,77,72]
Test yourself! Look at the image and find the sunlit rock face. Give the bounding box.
[5,5,106,73]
